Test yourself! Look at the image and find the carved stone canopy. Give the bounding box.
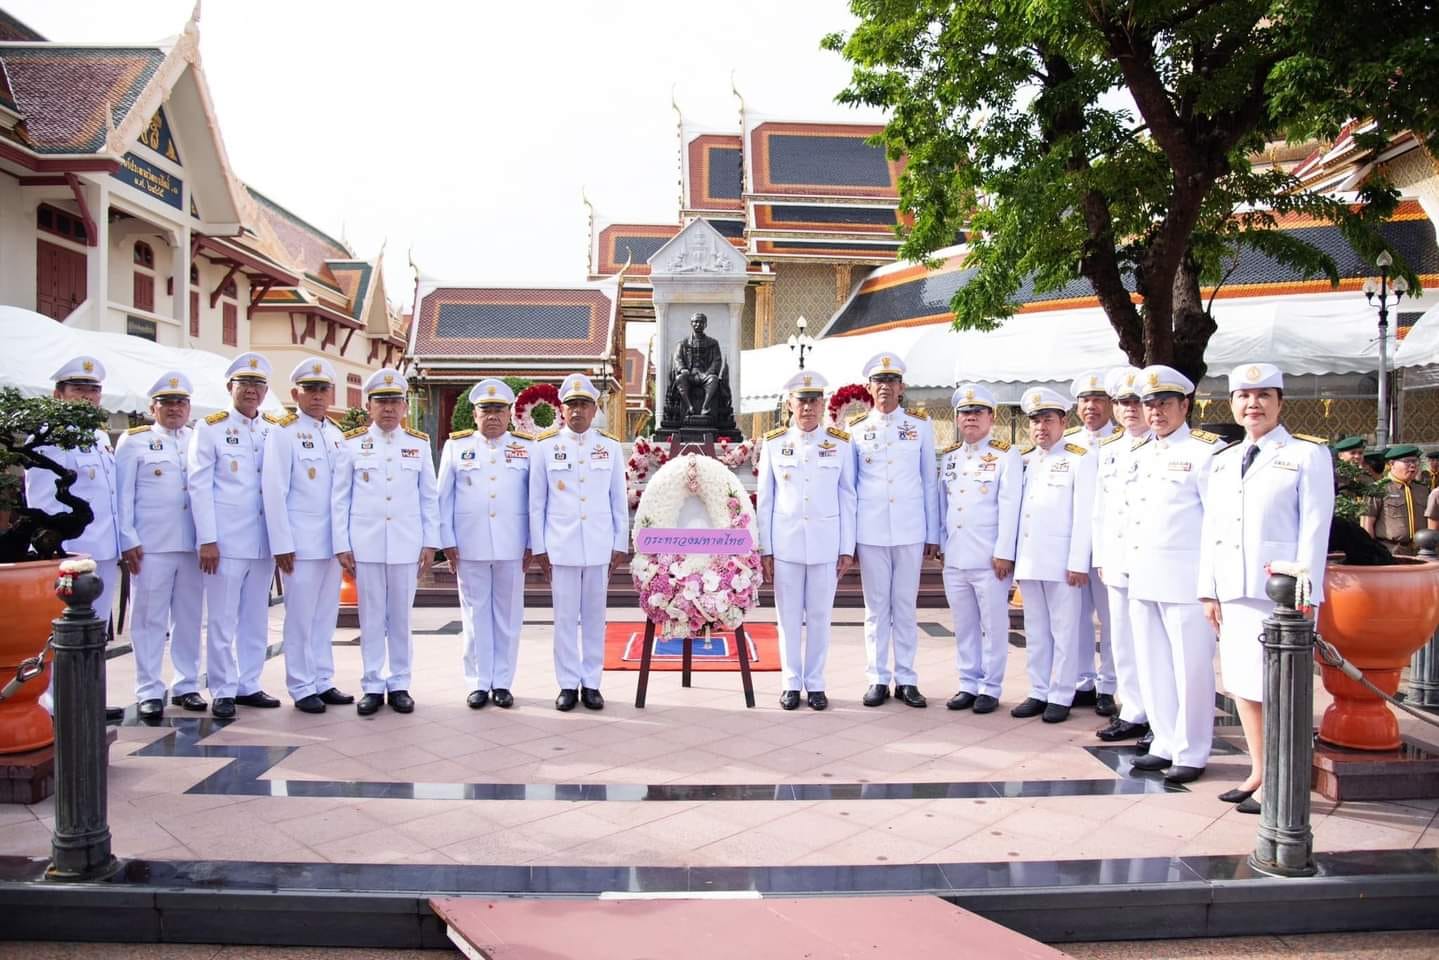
[647,218,748,278]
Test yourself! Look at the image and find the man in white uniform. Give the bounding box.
[936,383,1021,714]
[1011,387,1096,723]
[850,352,939,708]
[1127,365,1223,784]
[439,378,534,710]
[757,370,857,710]
[188,352,280,719]
[1066,370,1119,715]
[263,358,353,714]
[333,368,441,715]
[529,374,628,711]
[1091,367,1151,745]
[114,372,203,719]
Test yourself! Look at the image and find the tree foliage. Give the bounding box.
[0,388,109,562]
[825,0,1438,381]
[449,377,539,433]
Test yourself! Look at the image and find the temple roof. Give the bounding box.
[248,186,351,270]
[410,277,622,366]
[747,121,900,199]
[0,44,164,153]
[593,223,679,277]
[0,10,43,42]
[685,132,743,213]
[622,345,649,400]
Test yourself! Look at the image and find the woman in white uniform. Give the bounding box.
[1197,363,1333,813]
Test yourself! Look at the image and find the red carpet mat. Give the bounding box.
[603,622,780,672]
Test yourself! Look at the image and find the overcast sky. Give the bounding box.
[15,0,886,306]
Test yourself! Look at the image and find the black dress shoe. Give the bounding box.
[807,691,828,711]
[946,691,977,711]
[387,690,415,713]
[780,690,801,711]
[1136,731,1154,755]
[235,691,281,708]
[972,694,999,714]
[580,687,604,710]
[1010,697,1045,718]
[1130,753,1172,771]
[356,693,384,716]
[1094,693,1117,716]
[555,689,579,712]
[1072,688,1098,707]
[137,698,164,720]
[294,694,326,714]
[211,697,236,719]
[862,684,890,707]
[1218,787,1256,804]
[319,687,355,705]
[467,690,489,709]
[491,689,514,709]
[105,707,125,724]
[170,692,207,711]
[896,685,928,708]
[1236,796,1262,815]
[1164,765,1204,784]
[1042,702,1070,723]
[1097,719,1149,742]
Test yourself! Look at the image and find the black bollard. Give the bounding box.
[46,561,118,882]
[1249,571,1316,878]
[1407,531,1439,711]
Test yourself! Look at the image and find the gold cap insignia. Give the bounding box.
[82,360,94,373]
[964,388,975,401]
[384,373,395,384]
[1124,373,1136,385]
[881,356,892,369]
[168,377,178,388]
[1089,376,1099,388]
[802,374,813,387]
[248,358,259,369]
[487,385,497,396]
[1147,372,1159,387]
[312,363,322,375]
[1246,365,1261,381]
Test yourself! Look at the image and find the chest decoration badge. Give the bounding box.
[818,440,838,458]
[401,447,420,460]
[781,446,794,457]
[557,479,567,491]
[505,442,528,463]
[149,440,164,452]
[361,439,374,451]
[1051,460,1070,473]
[461,448,477,461]
[307,466,317,480]
[554,449,568,462]
[898,423,918,441]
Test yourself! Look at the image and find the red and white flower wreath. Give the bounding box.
[513,383,561,436]
[827,383,873,427]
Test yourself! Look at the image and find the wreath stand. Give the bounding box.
[634,620,756,709]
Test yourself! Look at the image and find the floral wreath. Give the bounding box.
[625,435,758,509]
[631,453,763,638]
[827,383,874,427]
[514,383,561,435]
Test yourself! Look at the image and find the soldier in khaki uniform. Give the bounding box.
[1363,445,1429,556]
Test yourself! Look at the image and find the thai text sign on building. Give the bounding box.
[112,152,182,210]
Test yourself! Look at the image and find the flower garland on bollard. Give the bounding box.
[631,453,763,638]
[513,383,561,436]
[826,383,873,427]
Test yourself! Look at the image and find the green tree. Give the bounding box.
[449,377,540,433]
[825,0,1437,381]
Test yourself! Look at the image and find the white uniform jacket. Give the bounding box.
[936,433,1021,569]
[1065,423,1118,454]
[115,423,195,554]
[1125,425,1222,604]
[438,428,533,562]
[262,412,345,559]
[186,408,272,559]
[1014,441,1096,582]
[528,426,627,566]
[756,423,857,564]
[332,423,441,565]
[1091,430,1148,583]
[25,427,120,562]
[1197,425,1334,604]
[850,408,939,546]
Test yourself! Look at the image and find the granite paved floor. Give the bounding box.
[2,603,1437,869]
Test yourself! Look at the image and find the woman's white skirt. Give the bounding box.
[1217,596,1272,703]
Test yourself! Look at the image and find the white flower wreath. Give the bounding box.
[631,453,763,638]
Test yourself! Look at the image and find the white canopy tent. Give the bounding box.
[0,306,286,418]
[1391,300,1439,370]
[740,290,1402,410]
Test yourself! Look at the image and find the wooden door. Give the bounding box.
[36,240,87,321]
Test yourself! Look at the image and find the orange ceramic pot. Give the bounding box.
[339,569,358,607]
[0,558,64,754]
[1317,558,1439,750]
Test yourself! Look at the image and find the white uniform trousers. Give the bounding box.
[858,542,924,686]
[457,558,525,692]
[41,558,121,715]
[1018,579,1082,705]
[943,565,1012,698]
[1130,598,1214,769]
[1105,583,1148,724]
[551,564,607,690]
[355,561,417,694]
[203,557,274,699]
[280,559,341,701]
[130,552,203,702]
[774,559,837,693]
[1075,568,1116,694]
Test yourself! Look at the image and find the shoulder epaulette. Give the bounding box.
[1064,442,1088,456]
[1294,433,1326,444]
[907,408,929,421]
[847,411,869,426]
[1131,437,1151,452]
[1190,429,1220,444]
[262,411,285,425]
[449,429,474,440]
[537,427,561,441]
[508,428,535,441]
[205,411,228,425]
[939,441,961,455]
[327,417,344,430]
[1100,431,1126,446]
[343,426,368,440]
[1063,425,1082,437]
[827,426,850,442]
[1020,444,1035,456]
[764,425,787,440]
[598,429,619,442]
[276,412,298,427]
[988,437,1011,452]
[404,427,429,441]
[126,424,150,436]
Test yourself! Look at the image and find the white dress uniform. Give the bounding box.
[1126,366,1224,771]
[114,373,202,705]
[1197,363,1334,703]
[1014,388,1097,709]
[438,379,534,697]
[529,374,628,693]
[332,383,441,697]
[1066,370,1118,699]
[851,352,940,691]
[262,359,347,704]
[936,384,1021,699]
[1090,366,1150,728]
[756,374,857,696]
